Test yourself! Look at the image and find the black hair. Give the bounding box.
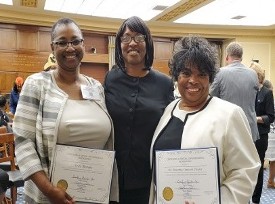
[0,95,6,108]
[51,18,83,41]
[169,35,218,83]
[115,16,154,70]
[12,82,20,93]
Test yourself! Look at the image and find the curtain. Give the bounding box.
[108,36,116,70]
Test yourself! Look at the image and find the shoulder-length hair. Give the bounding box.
[115,16,154,70]
[249,62,265,84]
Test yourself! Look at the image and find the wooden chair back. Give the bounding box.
[0,133,16,170]
[0,126,7,134]
[0,133,21,204]
[0,126,8,156]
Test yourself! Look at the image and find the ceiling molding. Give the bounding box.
[157,0,208,21]
[0,1,275,38]
[21,0,38,8]
[149,23,275,38]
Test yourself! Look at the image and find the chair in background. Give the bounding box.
[0,126,8,157]
[0,126,7,134]
[0,132,24,204]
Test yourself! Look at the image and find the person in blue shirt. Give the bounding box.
[9,77,23,115]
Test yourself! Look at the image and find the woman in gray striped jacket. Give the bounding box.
[13,18,118,204]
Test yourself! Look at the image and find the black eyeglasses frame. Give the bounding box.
[52,39,84,48]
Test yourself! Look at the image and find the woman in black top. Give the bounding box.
[104,16,174,204]
[250,62,275,204]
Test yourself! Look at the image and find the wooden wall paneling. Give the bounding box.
[17,30,38,51]
[83,33,108,54]
[0,72,18,94]
[0,29,17,50]
[153,39,174,75]
[0,72,7,93]
[80,63,109,83]
[80,33,109,84]
[154,41,173,60]
[82,53,109,64]
[0,72,36,94]
[0,24,177,93]
[0,52,49,73]
[38,31,52,52]
[82,33,109,64]
[153,60,170,76]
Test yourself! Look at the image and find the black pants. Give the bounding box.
[119,187,150,204]
[252,134,268,203]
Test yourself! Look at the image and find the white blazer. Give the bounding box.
[149,97,260,204]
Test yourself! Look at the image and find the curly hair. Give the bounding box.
[115,16,154,70]
[169,35,218,83]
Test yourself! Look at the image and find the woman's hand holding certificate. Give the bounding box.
[155,147,220,204]
[51,144,115,204]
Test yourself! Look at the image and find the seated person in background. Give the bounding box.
[149,35,260,204]
[9,77,24,115]
[0,95,12,132]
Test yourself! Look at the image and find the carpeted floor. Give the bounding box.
[259,168,275,204]
[5,168,275,203]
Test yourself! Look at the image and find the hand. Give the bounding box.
[46,186,75,204]
[29,171,75,204]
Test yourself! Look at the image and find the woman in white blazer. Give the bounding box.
[149,36,260,204]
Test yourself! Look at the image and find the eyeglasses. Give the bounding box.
[52,39,84,48]
[120,35,146,44]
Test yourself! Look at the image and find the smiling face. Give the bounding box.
[16,84,22,92]
[177,66,210,109]
[121,27,146,69]
[51,23,84,72]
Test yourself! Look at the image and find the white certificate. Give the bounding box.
[155,147,220,204]
[51,144,115,204]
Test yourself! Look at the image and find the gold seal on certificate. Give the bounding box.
[57,179,68,191]
[156,148,220,203]
[163,187,173,201]
[51,145,115,203]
